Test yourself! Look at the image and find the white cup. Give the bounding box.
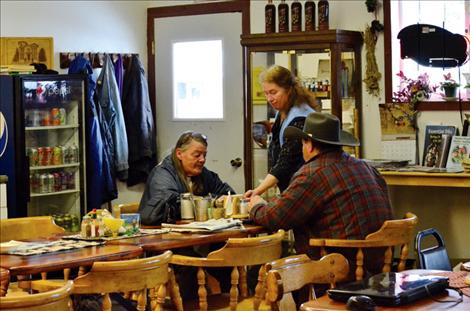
[180,193,195,220]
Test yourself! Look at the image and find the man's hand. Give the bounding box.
[248,195,267,213]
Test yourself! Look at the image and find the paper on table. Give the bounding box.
[0,240,31,253]
[162,219,243,232]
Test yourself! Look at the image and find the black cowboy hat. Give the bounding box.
[284,112,359,147]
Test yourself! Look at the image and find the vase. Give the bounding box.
[443,86,457,99]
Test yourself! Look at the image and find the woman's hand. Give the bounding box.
[243,189,255,199]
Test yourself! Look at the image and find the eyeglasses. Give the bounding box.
[178,131,208,146]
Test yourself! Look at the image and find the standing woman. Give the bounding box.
[245,65,319,197]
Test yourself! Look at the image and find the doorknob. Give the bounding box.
[230,158,242,168]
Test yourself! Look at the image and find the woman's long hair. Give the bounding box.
[260,65,319,111]
[171,131,208,194]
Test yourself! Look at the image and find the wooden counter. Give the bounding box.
[380,171,470,187]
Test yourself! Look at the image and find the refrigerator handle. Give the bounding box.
[25,156,31,201]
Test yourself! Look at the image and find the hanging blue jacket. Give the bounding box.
[96,54,129,180]
[68,55,117,210]
[122,55,156,186]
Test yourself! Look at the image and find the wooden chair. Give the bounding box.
[72,250,181,311]
[0,216,64,243]
[170,229,285,311]
[0,280,73,311]
[310,212,418,281]
[265,253,349,311]
[0,217,67,287]
[0,268,10,297]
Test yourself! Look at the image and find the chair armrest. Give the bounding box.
[170,254,225,267]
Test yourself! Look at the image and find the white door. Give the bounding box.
[155,13,244,193]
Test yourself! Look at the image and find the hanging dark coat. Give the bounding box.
[122,55,156,186]
[68,55,117,210]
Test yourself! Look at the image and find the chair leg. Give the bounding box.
[168,268,183,311]
[230,266,239,311]
[253,264,267,311]
[149,287,156,310]
[137,289,147,311]
[355,248,364,281]
[102,293,112,311]
[383,246,393,272]
[155,284,167,311]
[238,266,248,298]
[0,278,9,297]
[197,267,208,311]
[398,244,409,272]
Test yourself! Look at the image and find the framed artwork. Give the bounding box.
[252,66,266,105]
[379,103,415,138]
[0,37,54,69]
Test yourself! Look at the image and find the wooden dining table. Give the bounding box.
[107,224,266,253]
[0,244,143,276]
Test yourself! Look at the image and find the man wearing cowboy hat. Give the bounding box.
[248,112,393,279]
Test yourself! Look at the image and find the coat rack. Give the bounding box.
[59,52,138,70]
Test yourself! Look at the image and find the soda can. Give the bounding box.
[53,172,61,192]
[28,147,39,166]
[31,109,41,127]
[37,147,45,166]
[44,147,53,166]
[61,146,69,164]
[41,109,51,126]
[70,144,79,163]
[52,146,62,165]
[58,108,66,125]
[30,173,40,193]
[67,171,76,190]
[39,173,49,193]
[60,171,68,190]
[47,173,55,192]
[51,108,61,125]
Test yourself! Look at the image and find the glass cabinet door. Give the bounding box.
[241,30,363,190]
[23,77,85,227]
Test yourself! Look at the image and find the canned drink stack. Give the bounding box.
[51,108,61,125]
[28,147,39,166]
[52,146,62,165]
[59,108,66,125]
[44,147,53,166]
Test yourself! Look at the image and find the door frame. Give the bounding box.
[146,0,250,189]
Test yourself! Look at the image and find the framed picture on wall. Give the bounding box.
[252,66,266,104]
[0,37,54,69]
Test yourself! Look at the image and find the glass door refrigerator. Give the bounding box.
[0,74,87,227]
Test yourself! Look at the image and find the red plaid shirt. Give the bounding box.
[251,150,393,257]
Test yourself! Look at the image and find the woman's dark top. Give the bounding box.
[268,116,306,192]
[139,156,234,225]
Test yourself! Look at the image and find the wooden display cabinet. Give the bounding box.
[241,30,363,190]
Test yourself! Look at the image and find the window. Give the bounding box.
[385,0,470,102]
[172,40,223,119]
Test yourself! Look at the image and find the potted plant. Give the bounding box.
[440,73,460,99]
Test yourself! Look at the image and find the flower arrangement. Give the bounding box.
[388,71,437,128]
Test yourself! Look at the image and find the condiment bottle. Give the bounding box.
[265,0,276,34]
[278,0,289,33]
[318,0,329,30]
[291,0,302,32]
[305,0,316,31]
